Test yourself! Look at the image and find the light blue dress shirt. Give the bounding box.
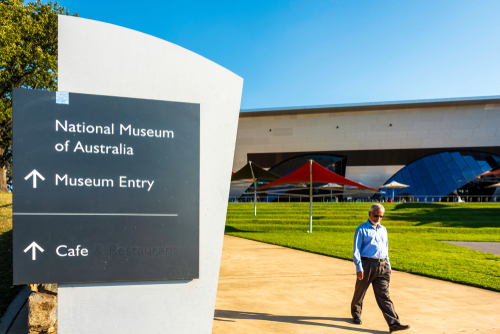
[353,220,391,272]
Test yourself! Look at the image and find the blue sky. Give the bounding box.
[56,0,500,110]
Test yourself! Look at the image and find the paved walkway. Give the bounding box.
[213,235,500,334]
[443,241,500,256]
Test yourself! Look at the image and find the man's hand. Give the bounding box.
[356,271,363,280]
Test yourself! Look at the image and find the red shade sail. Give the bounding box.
[256,161,377,191]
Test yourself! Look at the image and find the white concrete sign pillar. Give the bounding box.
[57,16,243,334]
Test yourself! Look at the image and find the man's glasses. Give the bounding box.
[372,214,384,218]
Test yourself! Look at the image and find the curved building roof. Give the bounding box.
[240,95,500,117]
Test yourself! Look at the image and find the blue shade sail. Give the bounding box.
[377,151,500,202]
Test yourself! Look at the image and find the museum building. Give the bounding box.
[232,96,500,201]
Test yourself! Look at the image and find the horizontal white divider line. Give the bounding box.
[13,213,178,217]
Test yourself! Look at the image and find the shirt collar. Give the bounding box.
[366,219,381,229]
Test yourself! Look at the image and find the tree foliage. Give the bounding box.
[0,0,78,189]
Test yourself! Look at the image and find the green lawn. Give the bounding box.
[0,193,20,317]
[225,203,500,292]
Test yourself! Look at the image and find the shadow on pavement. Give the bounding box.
[214,310,388,333]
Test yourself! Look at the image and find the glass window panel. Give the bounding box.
[377,152,500,201]
[410,167,424,189]
[416,160,430,177]
[464,156,482,175]
[462,169,475,182]
[440,152,453,163]
[417,186,427,196]
[408,188,418,197]
[423,156,434,167]
[402,167,411,181]
[404,178,415,191]
[446,160,463,182]
[428,165,444,185]
[451,152,468,170]
[432,154,448,174]
[394,173,405,184]
[477,160,491,173]
[477,160,488,167]
[422,175,439,195]
[436,182,451,196]
[442,171,458,191]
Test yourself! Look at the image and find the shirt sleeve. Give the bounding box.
[353,228,363,272]
[385,230,391,270]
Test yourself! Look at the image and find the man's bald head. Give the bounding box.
[369,204,385,213]
[368,204,385,225]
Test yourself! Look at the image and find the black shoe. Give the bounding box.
[352,317,362,325]
[389,323,410,332]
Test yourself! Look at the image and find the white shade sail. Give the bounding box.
[380,181,410,189]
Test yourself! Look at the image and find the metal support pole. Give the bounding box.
[309,160,313,233]
[249,161,257,216]
[254,189,257,214]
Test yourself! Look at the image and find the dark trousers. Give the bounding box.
[351,258,400,326]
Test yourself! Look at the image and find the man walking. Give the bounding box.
[351,204,410,333]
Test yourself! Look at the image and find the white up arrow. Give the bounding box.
[24,169,45,188]
[24,241,44,260]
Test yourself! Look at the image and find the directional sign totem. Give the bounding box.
[13,89,200,284]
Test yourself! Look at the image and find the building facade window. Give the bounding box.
[379,151,500,202]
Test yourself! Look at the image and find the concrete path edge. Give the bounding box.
[0,287,30,334]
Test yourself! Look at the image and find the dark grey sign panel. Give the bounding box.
[13,88,200,284]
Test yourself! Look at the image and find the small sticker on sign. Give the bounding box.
[56,92,69,104]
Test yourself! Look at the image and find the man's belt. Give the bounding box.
[361,256,386,263]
